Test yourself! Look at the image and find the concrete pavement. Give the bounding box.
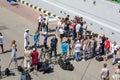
[0,0,119,80]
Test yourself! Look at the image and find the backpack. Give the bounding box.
[5,68,10,76]
[95,56,103,62]
[21,71,31,80]
[17,66,24,72]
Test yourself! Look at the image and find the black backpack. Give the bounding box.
[95,56,103,62]
[5,68,10,76]
[67,64,74,71]
[17,66,24,72]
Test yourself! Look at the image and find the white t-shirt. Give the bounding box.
[74,43,81,52]
[76,24,81,32]
[97,38,102,48]
[45,16,49,24]
[83,24,87,30]
[0,36,3,44]
[101,68,109,78]
[59,28,64,34]
[24,32,29,42]
[111,44,119,53]
[57,21,61,27]
[38,15,43,22]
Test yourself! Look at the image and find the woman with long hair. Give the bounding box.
[9,40,18,68]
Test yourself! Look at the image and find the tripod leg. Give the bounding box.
[8,59,13,69]
[14,58,18,69]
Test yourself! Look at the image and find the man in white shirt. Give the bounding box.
[38,14,43,32]
[74,40,81,62]
[59,27,64,42]
[44,14,49,33]
[76,21,81,38]
[24,29,30,50]
[111,41,120,65]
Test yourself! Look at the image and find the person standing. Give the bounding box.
[111,41,119,65]
[38,14,43,32]
[100,63,109,80]
[24,29,30,50]
[24,46,31,70]
[31,48,39,71]
[104,37,110,61]
[33,30,40,47]
[43,32,48,50]
[59,27,64,42]
[91,37,97,57]
[82,21,87,36]
[61,41,68,60]
[76,21,81,39]
[0,32,4,53]
[9,40,18,68]
[71,20,77,40]
[44,14,49,33]
[82,41,87,61]
[97,35,103,55]
[50,35,58,58]
[74,40,81,62]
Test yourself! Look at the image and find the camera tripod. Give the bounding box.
[8,55,18,69]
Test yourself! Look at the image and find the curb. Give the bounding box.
[18,0,61,19]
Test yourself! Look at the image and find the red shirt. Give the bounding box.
[31,51,39,64]
[71,23,76,30]
[104,40,110,49]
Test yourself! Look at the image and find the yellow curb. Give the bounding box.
[18,0,61,19]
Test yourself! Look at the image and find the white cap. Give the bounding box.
[25,29,29,32]
[118,61,120,64]
[33,48,36,51]
[43,32,47,35]
[77,40,80,43]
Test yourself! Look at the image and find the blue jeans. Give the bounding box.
[74,52,80,61]
[72,30,76,40]
[104,49,109,54]
[112,51,117,64]
[91,47,96,57]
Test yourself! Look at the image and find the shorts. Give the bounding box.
[105,49,109,54]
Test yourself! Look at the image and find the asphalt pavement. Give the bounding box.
[0,0,120,80]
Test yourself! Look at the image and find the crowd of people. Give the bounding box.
[0,13,120,80]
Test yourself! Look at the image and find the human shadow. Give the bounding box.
[48,29,56,33]
[16,56,24,60]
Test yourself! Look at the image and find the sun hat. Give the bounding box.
[25,29,29,32]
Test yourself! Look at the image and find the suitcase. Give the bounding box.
[95,56,103,62]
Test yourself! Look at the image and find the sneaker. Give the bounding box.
[74,60,76,62]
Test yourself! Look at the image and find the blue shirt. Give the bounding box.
[61,43,68,53]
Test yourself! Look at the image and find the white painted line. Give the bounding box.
[42,0,120,33]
